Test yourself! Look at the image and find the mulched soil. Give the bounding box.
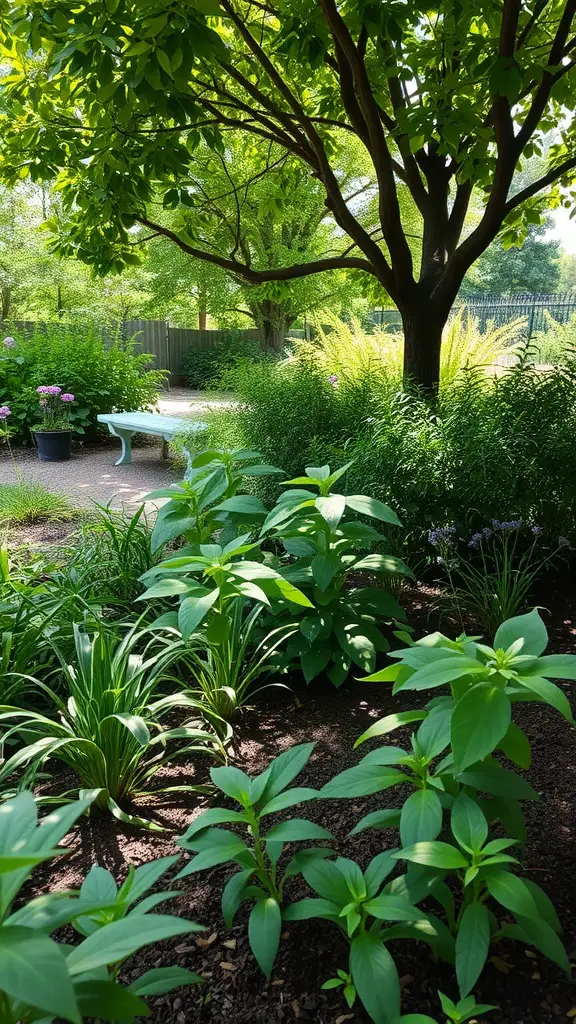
[25,573,576,1024]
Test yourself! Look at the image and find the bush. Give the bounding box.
[0,324,167,442]
[204,324,576,558]
[183,331,263,390]
[0,482,76,525]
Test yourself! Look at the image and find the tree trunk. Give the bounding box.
[1,286,11,321]
[251,298,292,353]
[401,306,445,394]
[198,308,207,330]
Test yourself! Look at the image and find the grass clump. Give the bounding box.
[0,481,76,525]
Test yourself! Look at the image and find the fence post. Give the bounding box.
[164,321,171,391]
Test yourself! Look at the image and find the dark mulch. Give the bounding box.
[26,575,576,1024]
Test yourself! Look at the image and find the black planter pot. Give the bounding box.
[33,430,73,462]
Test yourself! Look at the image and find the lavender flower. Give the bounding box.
[328,374,339,388]
[60,393,75,402]
[531,524,543,536]
[3,337,15,349]
[428,526,457,548]
[558,535,572,550]
[482,527,493,540]
[492,518,522,531]
[468,532,483,549]
[0,405,11,420]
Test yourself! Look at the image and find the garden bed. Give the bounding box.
[29,578,576,1024]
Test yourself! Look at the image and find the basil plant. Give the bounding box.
[260,463,411,686]
[0,790,203,1023]
[145,447,283,553]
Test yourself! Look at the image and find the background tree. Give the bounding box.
[3,1,576,388]
[462,219,562,294]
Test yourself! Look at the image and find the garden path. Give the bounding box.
[0,388,233,508]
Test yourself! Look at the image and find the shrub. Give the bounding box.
[0,325,167,442]
[183,331,263,390]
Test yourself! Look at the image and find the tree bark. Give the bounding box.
[401,306,445,395]
[198,308,207,330]
[251,298,293,353]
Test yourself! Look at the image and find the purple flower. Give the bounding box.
[531,524,543,536]
[36,385,62,396]
[492,518,522,531]
[3,337,15,349]
[558,536,571,550]
[328,374,339,388]
[60,393,75,402]
[0,405,11,420]
[428,526,457,548]
[482,527,493,540]
[468,532,483,549]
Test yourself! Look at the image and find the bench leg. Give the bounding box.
[109,426,133,465]
[162,436,170,459]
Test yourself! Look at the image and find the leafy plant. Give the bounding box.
[0,622,225,827]
[139,533,312,641]
[314,608,574,1020]
[0,790,204,1023]
[0,482,75,526]
[261,462,410,685]
[177,742,332,977]
[429,520,570,632]
[393,991,496,1024]
[146,446,282,554]
[178,598,295,728]
[183,331,263,389]
[77,503,156,605]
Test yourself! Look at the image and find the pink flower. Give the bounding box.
[0,405,11,420]
[36,385,62,396]
[3,337,15,349]
[328,373,339,388]
[60,393,75,402]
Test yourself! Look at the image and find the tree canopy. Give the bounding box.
[1,0,576,387]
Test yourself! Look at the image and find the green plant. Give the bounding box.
[177,742,332,978]
[183,331,263,389]
[178,599,295,728]
[139,533,312,641]
[262,463,411,685]
[146,447,282,553]
[0,789,204,1023]
[76,503,156,605]
[313,608,574,1020]
[393,991,496,1024]
[0,326,166,443]
[0,622,225,827]
[0,482,76,526]
[429,520,570,632]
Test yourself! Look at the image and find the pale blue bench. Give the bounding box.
[97,412,207,465]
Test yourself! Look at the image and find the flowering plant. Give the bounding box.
[35,385,75,431]
[428,519,571,631]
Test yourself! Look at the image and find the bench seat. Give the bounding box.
[97,411,207,465]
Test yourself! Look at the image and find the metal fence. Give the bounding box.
[368,293,576,338]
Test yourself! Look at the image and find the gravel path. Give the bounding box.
[0,388,233,509]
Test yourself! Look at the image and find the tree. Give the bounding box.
[462,219,562,294]
[2,2,576,390]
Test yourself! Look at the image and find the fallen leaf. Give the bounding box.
[335,1016,355,1024]
[281,931,290,939]
[292,999,300,1017]
[196,932,218,948]
[400,974,414,988]
[272,979,285,986]
[491,956,511,974]
[566,1008,576,1018]
[223,939,237,949]
[524,950,536,958]
[220,962,237,972]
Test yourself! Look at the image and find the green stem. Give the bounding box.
[247,811,281,901]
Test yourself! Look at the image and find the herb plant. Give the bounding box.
[261,463,411,686]
[0,790,204,1023]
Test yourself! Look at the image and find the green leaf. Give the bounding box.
[259,787,318,816]
[345,495,401,525]
[74,979,149,1020]
[221,869,255,928]
[349,808,401,836]
[321,765,406,798]
[178,589,219,639]
[176,839,249,876]
[527,654,576,679]
[311,552,342,590]
[301,858,351,904]
[66,916,203,975]
[212,495,268,515]
[265,818,333,843]
[315,493,346,527]
[350,932,400,1024]
[128,966,203,995]
[0,928,79,1022]
[484,870,541,920]
[209,766,252,804]
[450,794,488,853]
[451,683,511,770]
[498,720,531,768]
[415,707,453,759]
[494,609,548,657]
[248,897,281,977]
[180,807,250,840]
[364,850,398,896]
[139,577,193,599]
[513,914,570,973]
[354,553,412,576]
[456,763,538,800]
[354,711,427,747]
[515,675,574,723]
[395,841,468,869]
[400,789,443,847]
[522,878,562,934]
[456,902,491,997]
[283,898,341,921]
[363,895,426,922]
[400,657,486,692]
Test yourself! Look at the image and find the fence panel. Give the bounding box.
[369,294,576,338]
